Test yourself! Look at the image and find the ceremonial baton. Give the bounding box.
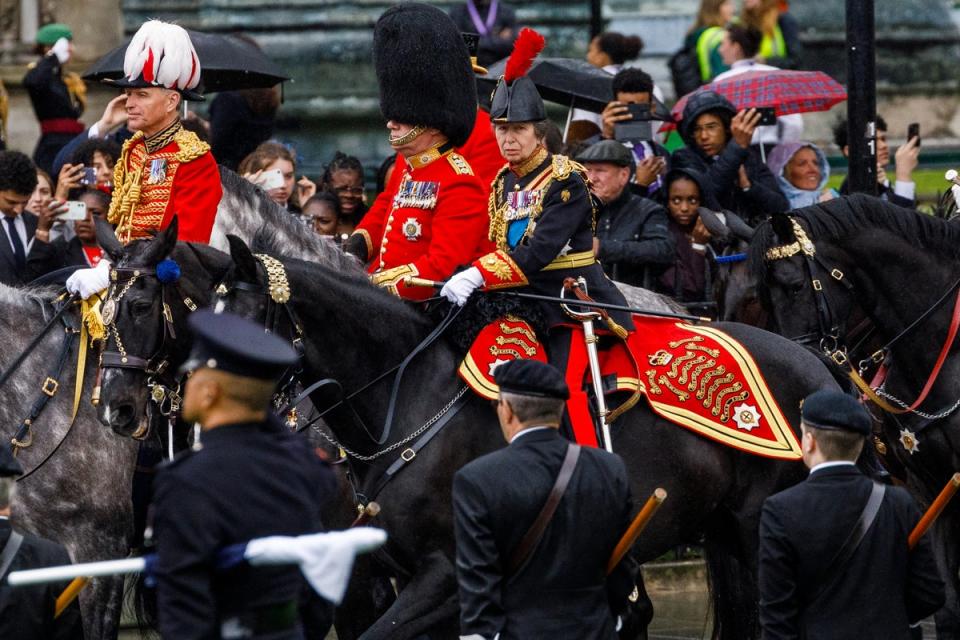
[350,501,381,528]
[909,472,960,549]
[607,488,667,574]
[402,277,709,323]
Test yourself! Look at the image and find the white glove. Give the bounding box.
[66,259,111,299]
[440,267,484,306]
[50,37,71,64]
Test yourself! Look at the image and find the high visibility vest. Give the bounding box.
[759,23,788,61]
[695,26,727,82]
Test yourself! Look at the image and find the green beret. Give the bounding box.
[36,23,73,46]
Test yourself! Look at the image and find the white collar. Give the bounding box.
[809,460,856,475]
[510,426,553,444]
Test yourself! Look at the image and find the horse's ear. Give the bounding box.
[95,217,123,262]
[770,212,794,243]
[141,216,179,265]
[227,234,259,282]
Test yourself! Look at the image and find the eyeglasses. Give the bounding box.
[333,186,364,195]
[691,122,723,136]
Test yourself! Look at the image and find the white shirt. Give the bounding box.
[713,59,804,146]
[809,460,856,475]
[509,426,553,444]
[0,214,31,257]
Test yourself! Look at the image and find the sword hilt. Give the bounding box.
[402,276,443,289]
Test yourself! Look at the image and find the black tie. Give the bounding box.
[5,217,25,271]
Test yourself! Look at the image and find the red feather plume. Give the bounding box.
[504,28,546,83]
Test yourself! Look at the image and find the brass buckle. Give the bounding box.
[830,350,848,366]
[42,377,59,397]
[183,297,197,312]
[870,350,885,364]
[400,448,416,462]
[812,279,823,291]
[830,268,844,280]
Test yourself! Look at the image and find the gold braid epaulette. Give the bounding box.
[173,127,210,163]
[550,155,598,231]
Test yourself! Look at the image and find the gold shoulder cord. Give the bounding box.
[174,128,211,163]
[107,132,146,242]
[488,167,510,248]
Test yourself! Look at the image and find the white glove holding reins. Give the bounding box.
[440,267,484,306]
[66,259,111,300]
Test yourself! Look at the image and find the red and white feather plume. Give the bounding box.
[504,28,545,83]
[123,20,201,91]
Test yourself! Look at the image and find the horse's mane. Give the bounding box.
[215,167,363,275]
[0,282,63,311]
[749,193,960,283]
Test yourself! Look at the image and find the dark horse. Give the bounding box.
[749,193,960,637]
[94,216,846,639]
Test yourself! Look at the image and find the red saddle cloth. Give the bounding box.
[458,315,802,460]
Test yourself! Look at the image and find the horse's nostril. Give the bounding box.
[110,404,137,430]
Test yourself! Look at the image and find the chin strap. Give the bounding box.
[389,125,426,148]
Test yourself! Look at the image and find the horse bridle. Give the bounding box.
[766,215,960,418]
[214,253,306,424]
[764,217,858,361]
[100,264,199,424]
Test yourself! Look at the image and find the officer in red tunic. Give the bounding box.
[66,20,222,299]
[344,3,491,301]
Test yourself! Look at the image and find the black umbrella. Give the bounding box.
[479,57,671,119]
[83,30,289,93]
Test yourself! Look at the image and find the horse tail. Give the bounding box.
[126,571,158,633]
[702,514,760,639]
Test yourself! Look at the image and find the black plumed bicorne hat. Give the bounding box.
[490,28,547,123]
[374,3,477,147]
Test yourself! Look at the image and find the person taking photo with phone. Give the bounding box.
[598,68,670,198]
[28,189,109,280]
[671,91,787,225]
[833,116,919,209]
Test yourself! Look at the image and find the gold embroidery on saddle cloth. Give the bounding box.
[489,346,523,359]
[647,335,757,423]
[108,126,210,244]
[495,335,538,356]
[499,317,538,343]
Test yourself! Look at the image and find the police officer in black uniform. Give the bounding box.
[758,390,945,639]
[151,310,336,640]
[453,360,635,639]
[0,445,83,639]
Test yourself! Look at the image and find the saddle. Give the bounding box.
[459,315,802,460]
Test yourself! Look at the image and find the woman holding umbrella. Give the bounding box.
[441,29,634,376]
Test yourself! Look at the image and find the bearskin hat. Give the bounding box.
[374,3,477,147]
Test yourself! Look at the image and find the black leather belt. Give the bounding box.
[220,600,299,639]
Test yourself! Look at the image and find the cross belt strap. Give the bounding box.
[809,482,885,604]
[507,443,581,575]
[0,531,24,582]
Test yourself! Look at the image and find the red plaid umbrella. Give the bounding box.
[668,69,847,129]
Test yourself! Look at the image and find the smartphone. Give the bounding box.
[58,201,87,221]
[80,167,97,186]
[908,122,920,147]
[614,120,653,142]
[259,168,285,190]
[756,106,778,126]
[625,103,652,121]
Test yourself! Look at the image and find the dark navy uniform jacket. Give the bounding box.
[453,428,633,639]
[759,464,944,639]
[152,418,336,640]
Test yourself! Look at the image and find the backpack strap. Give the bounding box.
[0,531,24,582]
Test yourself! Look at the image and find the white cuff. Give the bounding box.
[893,180,916,201]
[88,123,100,138]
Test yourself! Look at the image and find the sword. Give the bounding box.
[561,277,614,453]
